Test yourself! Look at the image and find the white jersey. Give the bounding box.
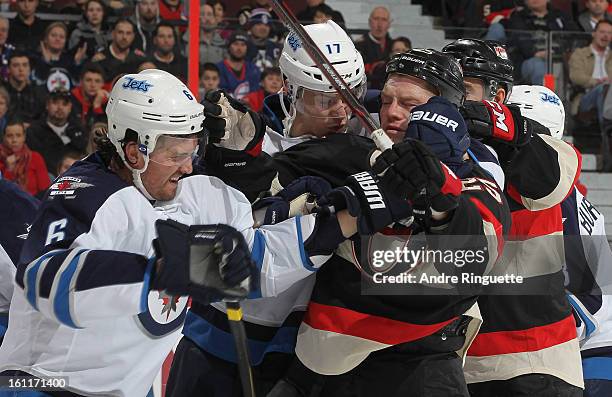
[0,154,334,396]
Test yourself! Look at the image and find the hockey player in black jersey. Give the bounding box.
[443,39,584,396]
[200,46,512,396]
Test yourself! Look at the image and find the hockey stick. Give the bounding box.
[268,0,394,152]
[225,300,256,397]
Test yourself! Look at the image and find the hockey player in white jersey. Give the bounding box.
[0,69,405,397]
[508,85,612,397]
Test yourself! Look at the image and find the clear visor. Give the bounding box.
[294,79,366,119]
[147,135,200,167]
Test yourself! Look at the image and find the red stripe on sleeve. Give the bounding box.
[304,302,457,345]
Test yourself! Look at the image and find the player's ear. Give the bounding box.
[494,88,506,104]
[123,141,145,169]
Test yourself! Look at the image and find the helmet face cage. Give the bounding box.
[443,39,514,102]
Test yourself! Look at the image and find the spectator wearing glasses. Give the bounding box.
[8,0,48,52]
[151,22,187,82]
[27,89,87,178]
[355,6,393,79]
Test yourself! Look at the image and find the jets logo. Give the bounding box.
[122,77,153,92]
[137,290,188,338]
[540,92,560,106]
[287,32,301,52]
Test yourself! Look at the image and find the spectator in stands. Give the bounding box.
[6,52,46,124]
[32,22,88,88]
[246,8,281,73]
[244,66,282,112]
[183,3,225,65]
[355,6,392,79]
[483,0,522,41]
[151,22,186,81]
[217,31,261,101]
[369,37,413,90]
[505,0,578,85]
[210,0,227,29]
[237,0,285,42]
[0,17,15,82]
[158,0,184,30]
[8,0,47,52]
[101,0,133,16]
[56,151,84,177]
[27,89,87,178]
[297,0,344,24]
[131,0,160,54]
[570,20,612,124]
[579,0,612,32]
[70,63,108,129]
[137,60,157,72]
[68,0,111,59]
[0,87,9,138]
[199,62,220,99]
[92,19,145,84]
[313,4,336,24]
[0,118,49,196]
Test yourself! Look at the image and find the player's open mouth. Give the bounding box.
[169,177,180,184]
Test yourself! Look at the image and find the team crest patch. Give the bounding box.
[122,77,153,92]
[494,46,508,60]
[137,290,188,338]
[49,176,94,198]
[287,32,301,52]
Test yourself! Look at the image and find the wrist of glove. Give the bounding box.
[202,90,265,154]
[317,171,413,235]
[460,100,532,149]
[371,139,462,222]
[152,219,258,303]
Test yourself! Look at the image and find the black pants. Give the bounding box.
[468,374,584,397]
[165,336,294,397]
[274,317,471,397]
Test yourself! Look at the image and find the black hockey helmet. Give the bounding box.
[442,39,514,102]
[385,49,465,107]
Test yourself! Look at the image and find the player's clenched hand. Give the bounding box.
[371,139,462,220]
[202,90,265,154]
[460,100,533,147]
[152,220,258,303]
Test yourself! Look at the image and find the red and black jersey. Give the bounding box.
[464,134,584,389]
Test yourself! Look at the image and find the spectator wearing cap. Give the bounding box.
[0,17,15,82]
[236,0,284,42]
[32,22,88,88]
[216,31,261,101]
[246,8,281,73]
[26,89,87,178]
[130,0,160,54]
[92,19,146,84]
[355,6,393,79]
[579,0,612,32]
[182,3,225,65]
[297,0,345,24]
[70,63,108,130]
[68,0,111,60]
[6,51,47,124]
[8,0,48,53]
[151,22,187,82]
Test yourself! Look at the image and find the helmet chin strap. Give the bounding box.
[128,156,156,201]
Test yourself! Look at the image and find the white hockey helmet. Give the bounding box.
[507,85,565,140]
[106,69,205,199]
[278,20,366,133]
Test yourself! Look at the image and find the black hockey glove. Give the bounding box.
[252,176,332,225]
[152,219,258,303]
[371,139,463,220]
[317,171,413,235]
[202,90,265,154]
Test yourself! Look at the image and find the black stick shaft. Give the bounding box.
[226,301,256,397]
